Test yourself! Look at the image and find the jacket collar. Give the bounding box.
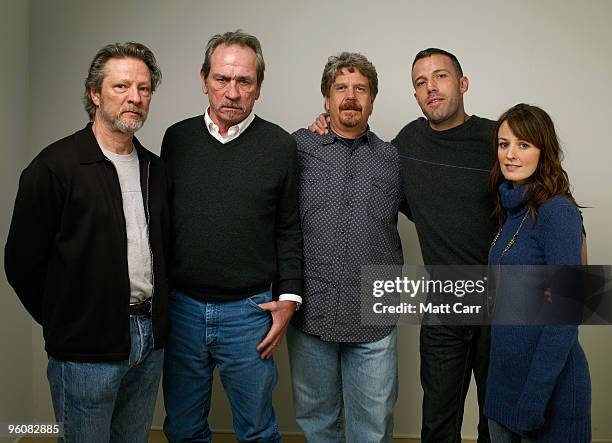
[77,122,149,164]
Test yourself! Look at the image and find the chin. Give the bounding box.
[115,120,143,134]
[340,118,362,127]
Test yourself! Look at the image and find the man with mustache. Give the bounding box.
[289,52,403,443]
[161,30,302,442]
[309,48,496,443]
[5,42,170,442]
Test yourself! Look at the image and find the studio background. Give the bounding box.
[1,0,611,440]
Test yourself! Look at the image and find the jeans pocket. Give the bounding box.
[246,291,273,312]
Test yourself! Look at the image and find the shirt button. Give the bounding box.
[332,284,337,288]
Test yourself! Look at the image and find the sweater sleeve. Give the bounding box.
[272,138,303,298]
[391,132,413,221]
[160,128,174,202]
[515,200,582,430]
[160,127,172,162]
[398,174,413,221]
[4,157,65,324]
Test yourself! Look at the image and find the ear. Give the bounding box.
[200,70,208,95]
[254,85,261,101]
[324,95,330,113]
[90,88,101,107]
[459,75,469,94]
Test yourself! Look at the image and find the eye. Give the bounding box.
[139,86,151,95]
[115,84,127,90]
[498,141,509,149]
[336,85,347,91]
[519,142,530,149]
[415,80,425,88]
[239,78,252,86]
[356,86,367,93]
[436,73,447,79]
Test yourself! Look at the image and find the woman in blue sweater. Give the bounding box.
[484,104,591,442]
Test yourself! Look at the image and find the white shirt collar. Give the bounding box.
[203,107,255,144]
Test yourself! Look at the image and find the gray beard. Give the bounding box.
[97,100,146,134]
[113,115,144,133]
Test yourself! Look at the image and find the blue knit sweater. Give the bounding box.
[485,181,591,442]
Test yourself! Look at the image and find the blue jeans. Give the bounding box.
[488,419,538,443]
[47,314,163,443]
[287,325,398,443]
[163,290,280,443]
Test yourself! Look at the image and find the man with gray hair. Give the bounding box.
[288,52,403,443]
[161,30,302,442]
[5,42,170,442]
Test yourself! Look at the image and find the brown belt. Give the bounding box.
[129,299,152,316]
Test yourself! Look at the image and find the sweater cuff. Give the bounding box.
[515,393,546,431]
[273,279,302,299]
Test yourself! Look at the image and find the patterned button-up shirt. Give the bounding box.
[291,128,404,342]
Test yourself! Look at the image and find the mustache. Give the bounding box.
[218,101,246,111]
[119,105,144,117]
[340,100,362,111]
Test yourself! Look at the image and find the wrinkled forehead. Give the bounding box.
[102,57,151,83]
[210,44,258,70]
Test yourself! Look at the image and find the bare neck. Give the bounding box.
[92,119,134,154]
[429,111,470,132]
[330,122,367,139]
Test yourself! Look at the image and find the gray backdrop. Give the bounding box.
[2,0,611,440]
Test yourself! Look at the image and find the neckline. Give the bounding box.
[199,114,259,146]
[424,114,477,137]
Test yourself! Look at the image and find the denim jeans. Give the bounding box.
[420,325,491,443]
[287,325,398,443]
[162,290,280,443]
[47,314,163,443]
[488,419,538,443]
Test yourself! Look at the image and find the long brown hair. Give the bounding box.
[489,103,578,226]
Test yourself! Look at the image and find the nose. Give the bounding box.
[426,79,438,93]
[506,145,518,159]
[346,86,356,99]
[127,84,142,104]
[225,80,240,100]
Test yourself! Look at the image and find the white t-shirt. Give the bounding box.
[100,146,153,304]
